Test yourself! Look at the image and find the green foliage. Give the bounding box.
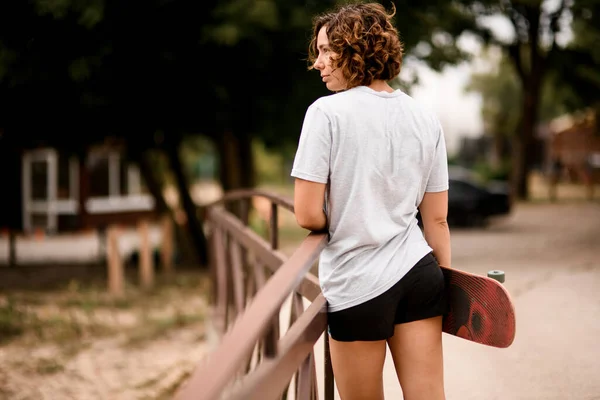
[472,159,512,182]
[122,310,204,348]
[254,139,288,186]
[466,0,600,142]
[33,0,104,28]
[179,136,218,182]
[447,154,461,166]
[0,0,487,153]
[466,50,522,139]
[3,0,596,201]
[549,1,600,111]
[0,299,26,343]
[466,47,587,140]
[0,272,210,347]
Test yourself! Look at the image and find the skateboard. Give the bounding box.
[440,266,516,348]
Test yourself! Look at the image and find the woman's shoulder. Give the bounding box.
[305,92,345,116]
[312,91,346,105]
[309,89,364,113]
[395,93,442,129]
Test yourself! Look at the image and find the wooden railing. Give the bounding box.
[174,190,333,400]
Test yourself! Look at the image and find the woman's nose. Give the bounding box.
[314,56,324,70]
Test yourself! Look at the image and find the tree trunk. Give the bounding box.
[513,80,542,200]
[217,131,256,220]
[510,33,545,200]
[238,132,255,189]
[218,131,240,192]
[165,134,209,267]
[8,230,16,266]
[218,131,255,191]
[129,147,197,267]
[129,148,169,213]
[1,143,21,266]
[492,131,505,170]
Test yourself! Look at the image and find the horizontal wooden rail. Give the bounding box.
[174,232,328,400]
[204,189,296,213]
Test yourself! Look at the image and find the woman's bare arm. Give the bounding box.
[294,178,327,232]
[418,190,451,268]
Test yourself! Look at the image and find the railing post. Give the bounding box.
[106,226,124,297]
[160,214,174,276]
[214,226,229,335]
[269,202,279,250]
[239,197,251,307]
[265,201,280,358]
[229,239,246,315]
[138,219,154,290]
[240,197,250,226]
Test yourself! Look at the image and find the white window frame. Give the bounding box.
[22,149,79,233]
[22,148,155,233]
[85,149,154,214]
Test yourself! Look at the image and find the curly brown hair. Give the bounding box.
[308,2,404,89]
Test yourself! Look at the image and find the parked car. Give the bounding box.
[445,177,511,226]
[417,170,512,227]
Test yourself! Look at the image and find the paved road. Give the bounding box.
[305,202,600,400]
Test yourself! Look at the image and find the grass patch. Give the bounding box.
[0,270,210,348]
[0,300,27,344]
[54,272,210,311]
[150,370,192,400]
[61,294,133,311]
[25,311,115,344]
[35,357,65,375]
[122,311,205,348]
[135,369,173,390]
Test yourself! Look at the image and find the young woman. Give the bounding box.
[291,3,450,400]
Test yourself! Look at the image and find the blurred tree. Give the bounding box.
[466,48,585,169]
[0,0,484,265]
[204,0,600,200]
[453,0,600,199]
[11,0,594,262]
[466,50,522,168]
[0,0,488,171]
[464,0,600,193]
[0,0,219,265]
[201,0,478,190]
[550,0,600,116]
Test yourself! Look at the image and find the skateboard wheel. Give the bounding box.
[487,270,505,283]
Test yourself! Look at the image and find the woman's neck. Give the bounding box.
[368,80,394,93]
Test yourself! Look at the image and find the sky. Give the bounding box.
[408,61,485,156]
[402,21,508,156]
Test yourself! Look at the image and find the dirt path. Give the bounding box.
[0,327,207,400]
[0,274,210,400]
[439,202,600,400]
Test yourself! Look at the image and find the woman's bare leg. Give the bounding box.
[329,337,387,400]
[387,316,445,400]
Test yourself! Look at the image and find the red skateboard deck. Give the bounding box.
[440,266,516,348]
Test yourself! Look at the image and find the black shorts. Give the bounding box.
[327,253,447,342]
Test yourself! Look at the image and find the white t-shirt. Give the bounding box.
[291,86,449,312]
